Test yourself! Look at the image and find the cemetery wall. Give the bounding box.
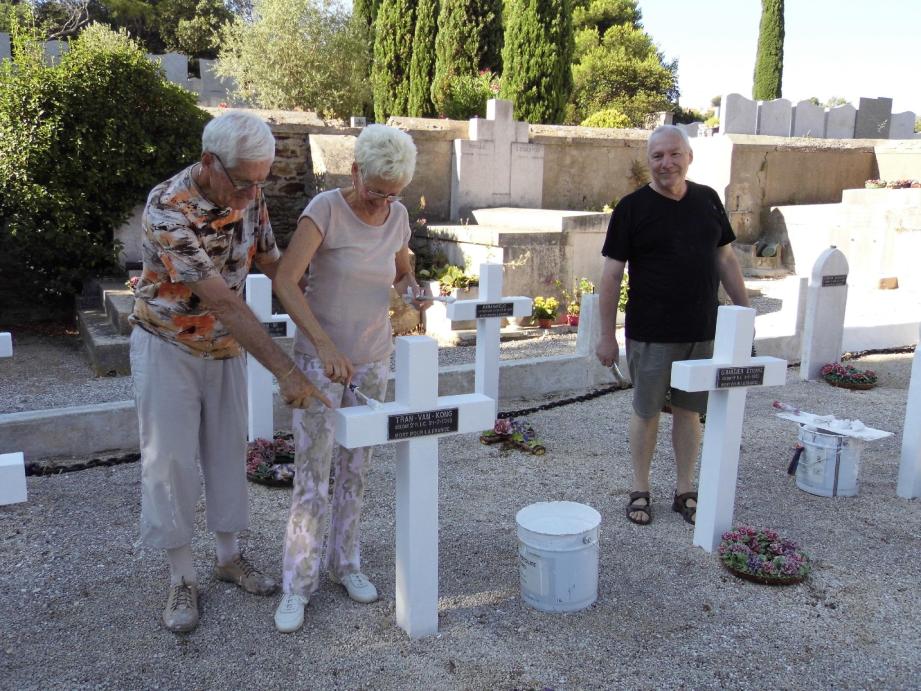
[873,140,921,180]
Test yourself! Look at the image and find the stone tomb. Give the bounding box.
[671,307,787,552]
[444,263,532,402]
[1,332,27,505]
[800,247,848,381]
[334,336,494,638]
[897,324,921,499]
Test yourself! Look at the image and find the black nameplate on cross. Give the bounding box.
[715,366,765,388]
[262,322,287,337]
[821,274,847,287]
[475,302,515,318]
[388,408,460,441]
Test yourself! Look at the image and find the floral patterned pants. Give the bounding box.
[281,354,389,596]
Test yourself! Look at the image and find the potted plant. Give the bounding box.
[819,362,878,390]
[532,296,559,328]
[554,277,595,327]
[718,526,811,585]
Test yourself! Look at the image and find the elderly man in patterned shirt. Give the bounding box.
[130,111,331,633]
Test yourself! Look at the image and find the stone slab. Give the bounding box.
[855,97,892,139]
[722,93,758,135]
[470,208,606,233]
[889,111,916,139]
[0,332,11,358]
[792,101,826,138]
[825,104,857,139]
[757,99,792,137]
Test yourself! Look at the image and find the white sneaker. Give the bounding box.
[274,593,308,633]
[330,571,378,604]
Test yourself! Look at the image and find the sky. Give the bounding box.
[638,0,921,116]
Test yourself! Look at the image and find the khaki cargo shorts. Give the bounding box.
[625,339,714,418]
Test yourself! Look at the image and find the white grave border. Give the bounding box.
[1,331,28,505]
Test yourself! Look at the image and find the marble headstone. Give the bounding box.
[757,99,792,137]
[854,97,892,139]
[792,100,826,138]
[825,104,857,139]
[721,93,757,135]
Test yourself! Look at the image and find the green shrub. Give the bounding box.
[439,70,499,120]
[581,107,631,129]
[0,22,208,305]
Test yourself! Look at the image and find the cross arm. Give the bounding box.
[671,356,787,393]
[445,297,532,322]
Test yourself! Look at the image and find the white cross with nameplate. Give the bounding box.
[335,336,495,638]
[444,263,531,402]
[897,323,921,499]
[671,306,787,552]
[245,274,295,441]
[1,332,27,505]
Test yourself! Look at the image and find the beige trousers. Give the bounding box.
[130,327,249,549]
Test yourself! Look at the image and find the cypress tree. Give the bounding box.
[430,0,504,115]
[500,0,574,124]
[408,0,439,117]
[371,0,417,121]
[752,0,784,100]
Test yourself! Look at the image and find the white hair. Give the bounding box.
[647,124,691,153]
[202,111,275,168]
[355,124,417,186]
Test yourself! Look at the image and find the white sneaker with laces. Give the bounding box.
[330,571,378,603]
[274,593,309,633]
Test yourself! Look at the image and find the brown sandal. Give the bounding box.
[626,491,652,525]
[672,491,697,525]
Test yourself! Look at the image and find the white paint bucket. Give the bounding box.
[796,426,864,497]
[515,501,601,612]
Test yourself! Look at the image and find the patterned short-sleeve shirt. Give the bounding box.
[130,164,281,359]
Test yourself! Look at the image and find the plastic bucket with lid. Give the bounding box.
[515,501,601,612]
[796,426,863,497]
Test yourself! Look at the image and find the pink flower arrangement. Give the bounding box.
[246,433,296,485]
[820,363,877,388]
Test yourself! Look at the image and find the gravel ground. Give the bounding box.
[1,352,919,689]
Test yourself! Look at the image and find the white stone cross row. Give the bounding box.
[671,306,787,552]
[244,274,296,442]
[1,331,28,505]
[445,263,532,403]
[335,336,495,638]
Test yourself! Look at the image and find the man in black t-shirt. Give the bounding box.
[595,125,749,527]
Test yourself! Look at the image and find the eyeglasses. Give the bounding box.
[358,173,402,203]
[211,153,270,192]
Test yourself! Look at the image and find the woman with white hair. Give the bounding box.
[271,124,429,633]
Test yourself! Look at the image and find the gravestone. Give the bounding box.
[757,99,792,136]
[889,111,916,139]
[721,93,757,135]
[0,32,10,61]
[855,97,892,139]
[350,116,367,128]
[150,52,188,86]
[1,332,27,505]
[825,104,857,139]
[671,307,787,552]
[792,100,826,138]
[450,99,543,220]
[800,247,848,381]
[199,59,234,106]
[897,324,921,499]
[244,274,295,441]
[444,263,532,402]
[335,336,495,638]
[43,40,68,64]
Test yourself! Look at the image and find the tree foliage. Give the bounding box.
[752,0,783,100]
[500,0,573,124]
[407,0,438,117]
[0,21,207,304]
[371,0,416,121]
[430,0,502,115]
[216,0,371,119]
[569,2,678,127]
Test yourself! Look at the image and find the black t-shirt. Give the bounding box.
[601,181,735,343]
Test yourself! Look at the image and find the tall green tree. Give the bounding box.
[407,0,438,117]
[568,0,678,126]
[752,0,783,100]
[371,0,416,121]
[500,0,573,124]
[430,0,503,115]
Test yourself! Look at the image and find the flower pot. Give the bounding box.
[537,318,554,329]
[566,314,580,327]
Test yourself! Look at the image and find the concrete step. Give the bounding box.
[76,307,131,376]
[104,290,135,336]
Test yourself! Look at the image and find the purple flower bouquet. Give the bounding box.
[719,526,811,585]
[246,432,296,487]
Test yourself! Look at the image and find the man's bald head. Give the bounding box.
[647,125,692,155]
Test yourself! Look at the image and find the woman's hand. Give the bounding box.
[395,275,433,311]
[316,342,354,384]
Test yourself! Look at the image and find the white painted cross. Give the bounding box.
[335,336,495,638]
[897,323,921,499]
[671,306,787,552]
[800,247,848,381]
[245,274,295,441]
[1,332,27,505]
[444,263,532,402]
